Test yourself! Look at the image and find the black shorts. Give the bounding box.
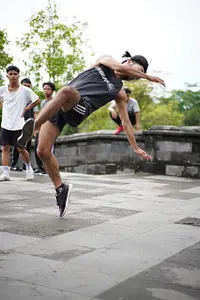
[50,97,91,132]
[0,128,22,147]
[110,111,136,126]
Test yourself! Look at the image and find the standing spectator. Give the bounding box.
[0,66,40,181]
[34,82,56,174]
[108,87,141,134]
[11,78,39,171]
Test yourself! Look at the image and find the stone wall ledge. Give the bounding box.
[56,130,144,144]
[1,126,200,178]
[145,126,200,137]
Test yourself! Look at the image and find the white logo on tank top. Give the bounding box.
[95,67,114,91]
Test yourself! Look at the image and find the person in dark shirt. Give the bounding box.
[18,51,165,217]
[34,82,56,174]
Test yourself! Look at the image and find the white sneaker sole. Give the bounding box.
[26,175,34,180]
[17,118,35,148]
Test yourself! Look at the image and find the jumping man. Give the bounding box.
[17,51,165,217]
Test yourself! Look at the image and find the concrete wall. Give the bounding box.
[29,126,200,178]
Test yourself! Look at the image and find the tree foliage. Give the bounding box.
[183,108,200,126]
[141,101,184,129]
[0,29,13,86]
[17,0,90,87]
[159,84,200,125]
[0,29,13,124]
[78,104,115,133]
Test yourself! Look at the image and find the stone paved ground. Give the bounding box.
[0,170,200,300]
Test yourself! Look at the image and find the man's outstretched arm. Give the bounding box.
[115,90,151,160]
[94,55,165,86]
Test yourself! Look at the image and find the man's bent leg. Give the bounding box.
[110,113,124,135]
[37,121,72,217]
[128,111,136,126]
[37,121,61,188]
[17,86,80,148]
[2,145,10,166]
[0,145,11,181]
[11,147,21,170]
[34,133,44,172]
[35,86,80,130]
[17,147,34,180]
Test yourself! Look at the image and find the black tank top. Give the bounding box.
[68,64,123,115]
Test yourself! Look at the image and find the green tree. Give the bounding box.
[17,0,90,87]
[0,29,13,124]
[183,108,200,126]
[78,104,115,133]
[0,29,13,85]
[142,101,184,129]
[159,84,200,125]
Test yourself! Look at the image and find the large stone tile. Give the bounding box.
[144,175,194,182]
[97,242,200,300]
[0,278,93,300]
[159,192,200,200]
[55,223,146,248]
[175,217,200,227]
[98,278,200,300]
[110,224,200,260]
[66,247,160,277]
[0,232,40,251]
[128,188,170,197]
[15,236,94,261]
[0,252,122,297]
[1,214,105,238]
[0,253,59,280]
[86,206,140,218]
[140,261,200,289]
[166,241,200,267]
[182,186,200,194]
[107,211,180,229]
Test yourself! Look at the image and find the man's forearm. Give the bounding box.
[135,112,140,129]
[122,121,139,151]
[96,57,149,80]
[25,99,40,111]
[122,64,150,80]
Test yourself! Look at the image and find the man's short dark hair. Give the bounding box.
[122,51,149,73]
[124,87,131,95]
[21,78,31,85]
[6,65,20,74]
[42,81,56,92]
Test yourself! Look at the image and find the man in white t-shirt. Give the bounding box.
[0,65,40,181]
[108,87,141,134]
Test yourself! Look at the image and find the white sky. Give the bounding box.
[0,0,200,91]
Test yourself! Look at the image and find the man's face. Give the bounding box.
[22,82,32,89]
[6,70,20,83]
[117,60,144,81]
[126,93,131,102]
[43,84,53,98]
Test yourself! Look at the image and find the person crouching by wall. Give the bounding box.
[108,87,141,134]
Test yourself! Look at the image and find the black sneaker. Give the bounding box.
[17,118,35,148]
[34,169,42,174]
[56,184,73,217]
[10,166,23,172]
